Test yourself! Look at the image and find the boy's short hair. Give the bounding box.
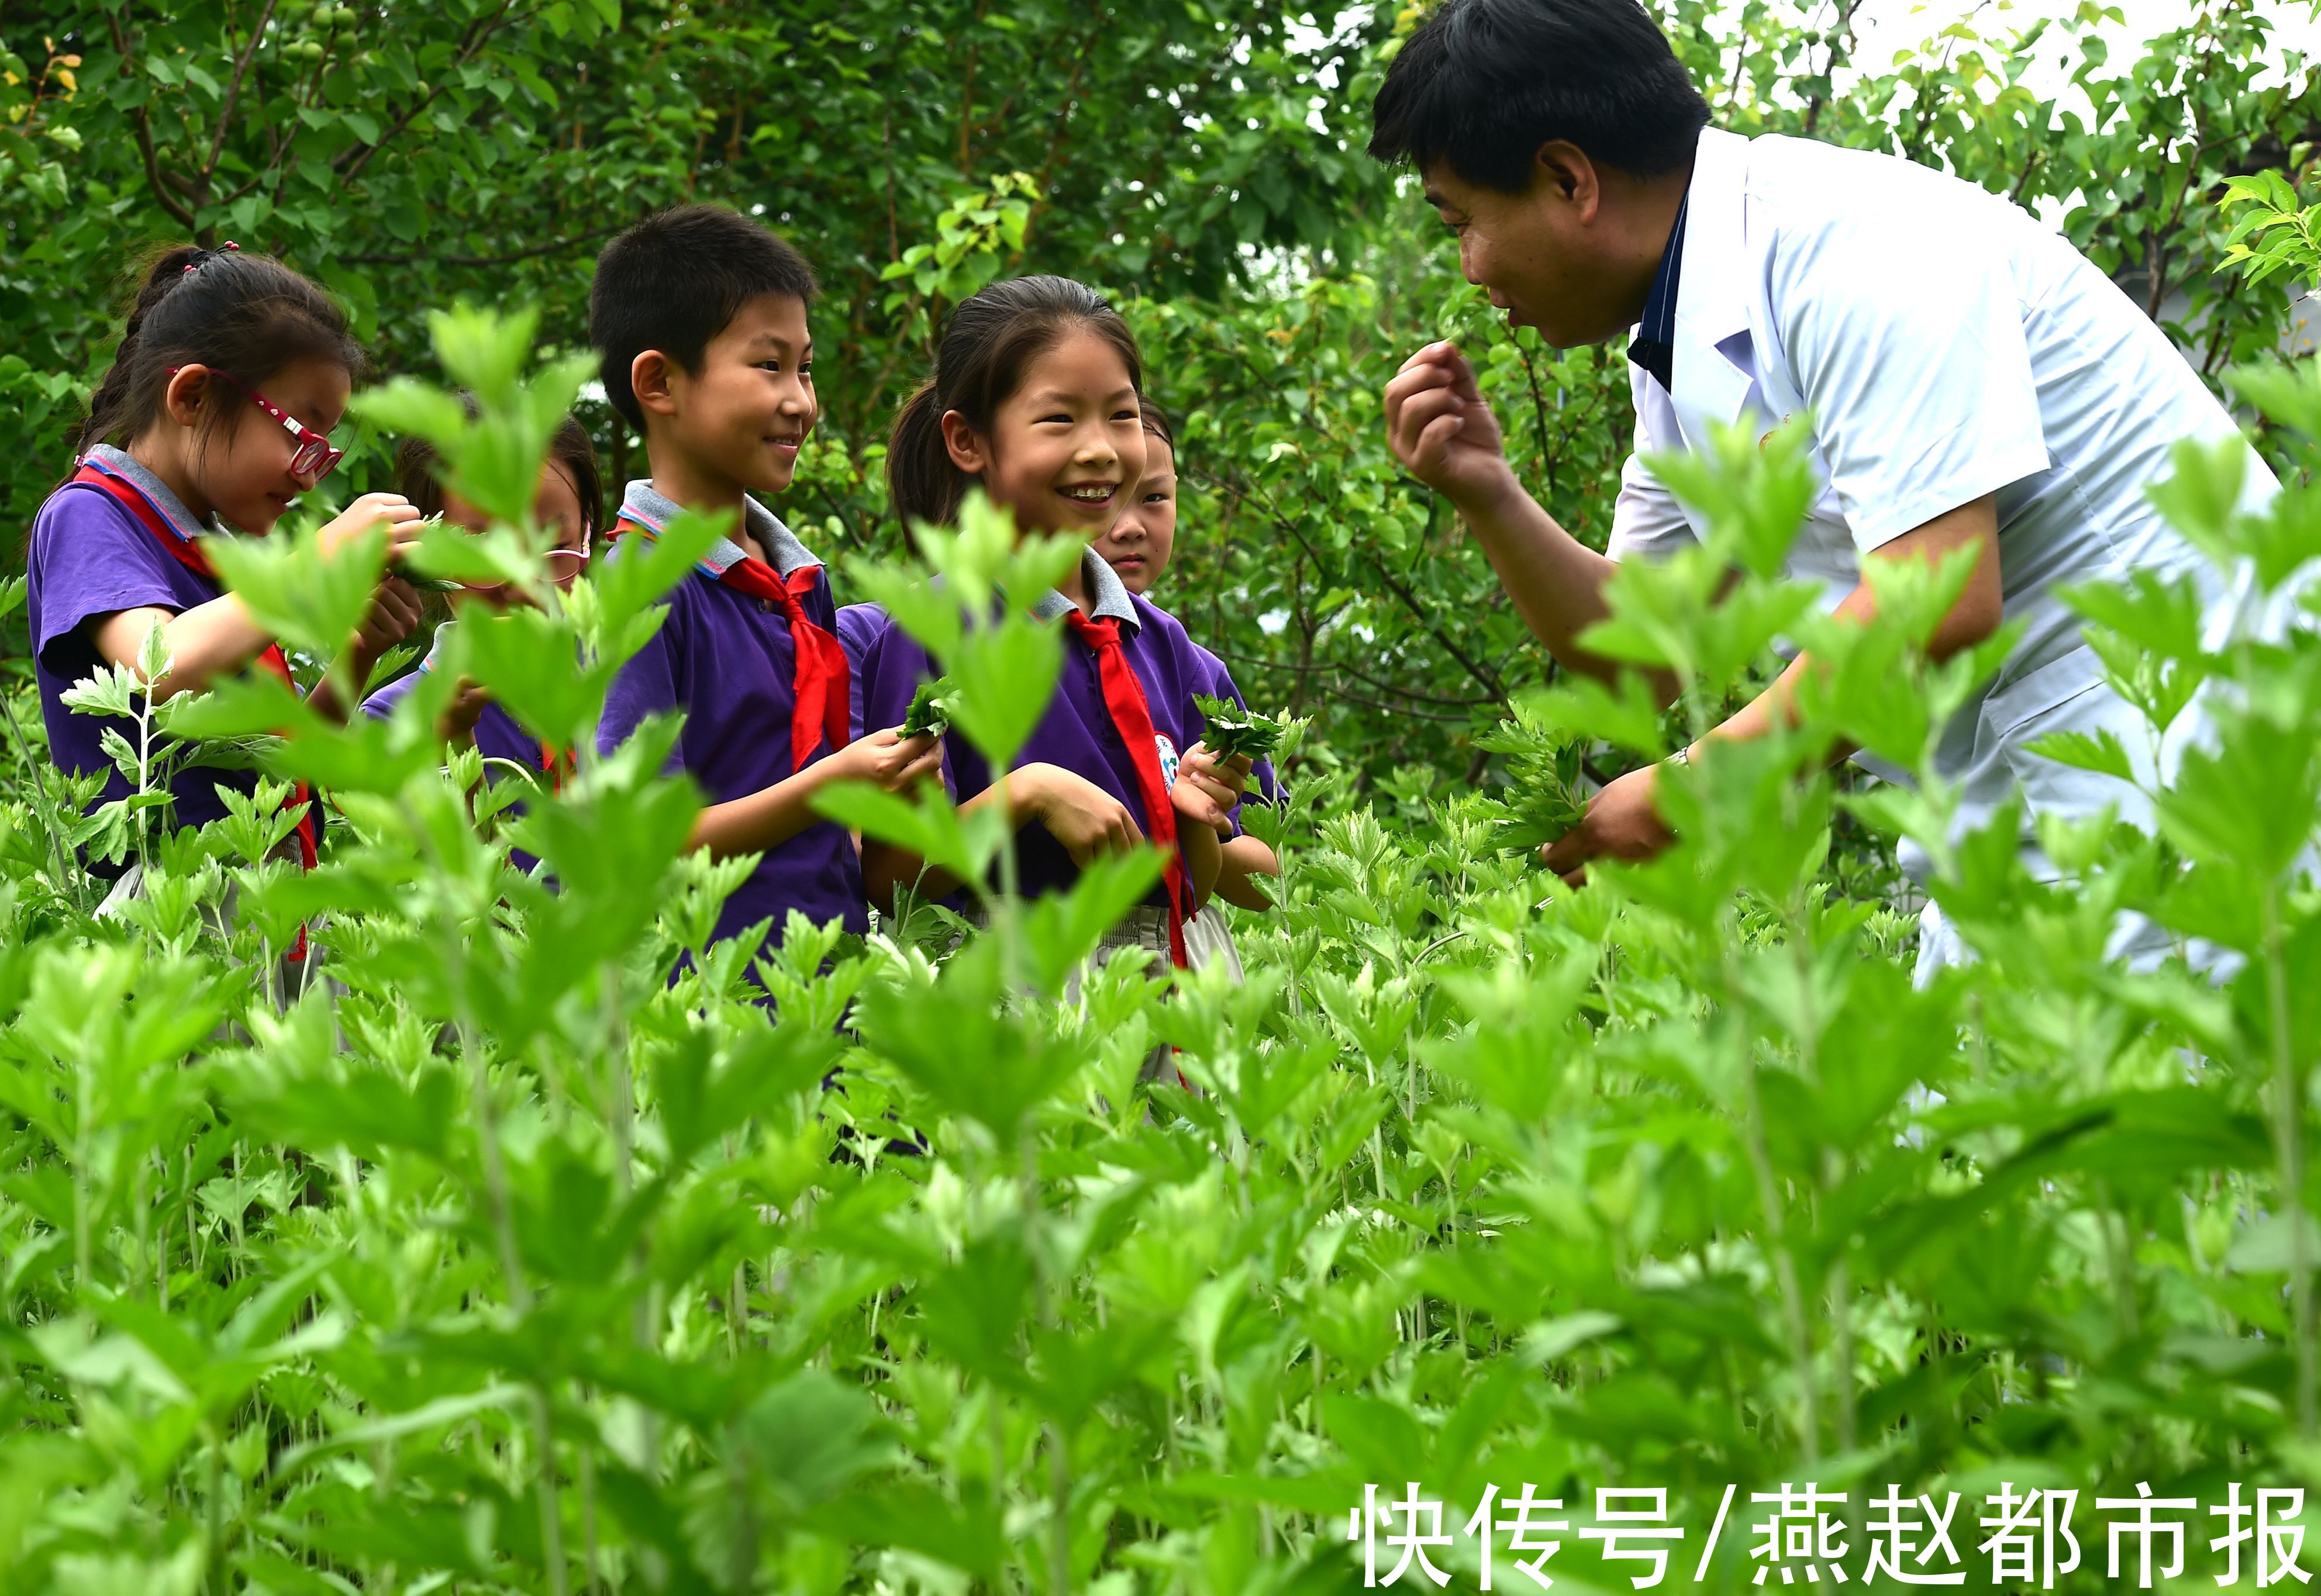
[589,204,819,431]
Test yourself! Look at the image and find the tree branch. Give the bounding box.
[203,0,281,196]
[1205,644,1501,707]
[334,2,523,196]
[108,11,201,233]
[341,222,625,267]
[1210,472,1513,709]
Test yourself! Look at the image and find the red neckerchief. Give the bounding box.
[539,740,574,794]
[1062,610,1189,969]
[67,462,322,895]
[610,511,850,772]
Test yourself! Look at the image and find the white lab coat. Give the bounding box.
[1608,126,2277,973]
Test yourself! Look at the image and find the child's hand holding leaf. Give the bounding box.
[1174,741,1249,831]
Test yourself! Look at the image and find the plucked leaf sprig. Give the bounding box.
[902,676,958,738]
[1474,699,1591,852]
[1193,693,1282,761]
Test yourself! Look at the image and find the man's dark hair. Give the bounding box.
[1368,0,1710,191]
[589,204,819,430]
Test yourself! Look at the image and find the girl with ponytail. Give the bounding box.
[25,243,426,873]
[857,276,1254,989]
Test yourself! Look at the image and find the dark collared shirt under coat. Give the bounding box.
[1627,194,1689,395]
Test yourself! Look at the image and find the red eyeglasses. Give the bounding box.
[169,365,346,482]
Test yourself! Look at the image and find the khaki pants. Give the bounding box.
[965,902,1182,1086]
[1181,906,1244,983]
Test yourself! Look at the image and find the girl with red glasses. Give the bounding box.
[23,243,427,879]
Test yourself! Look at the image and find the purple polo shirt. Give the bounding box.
[364,640,554,875]
[1185,638,1280,831]
[361,629,550,776]
[835,602,889,741]
[857,548,1213,903]
[595,482,864,948]
[25,444,263,852]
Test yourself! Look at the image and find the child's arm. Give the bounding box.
[694,728,946,861]
[1177,809,1224,906]
[1172,743,1251,908]
[1182,733,1277,910]
[1214,833,1281,912]
[437,678,492,753]
[92,595,275,700]
[313,574,426,721]
[89,493,426,718]
[860,761,1141,913]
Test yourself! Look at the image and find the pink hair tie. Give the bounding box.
[182,241,242,275]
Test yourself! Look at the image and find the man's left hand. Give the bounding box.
[1540,764,1674,885]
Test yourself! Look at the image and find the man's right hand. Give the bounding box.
[1384,341,1516,507]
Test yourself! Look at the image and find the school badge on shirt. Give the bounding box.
[1155,734,1180,789]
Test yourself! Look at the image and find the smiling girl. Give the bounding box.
[26,244,425,876]
[860,275,1250,975]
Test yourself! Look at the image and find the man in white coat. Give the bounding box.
[1370,0,2272,971]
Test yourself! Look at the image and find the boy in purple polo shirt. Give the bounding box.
[588,205,942,956]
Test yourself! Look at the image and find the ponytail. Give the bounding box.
[76,245,212,458]
[74,243,361,466]
[885,274,1144,533]
[887,379,960,528]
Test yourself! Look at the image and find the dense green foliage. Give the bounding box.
[5,0,2316,776]
[7,293,2321,1595]
[9,4,2321,1594]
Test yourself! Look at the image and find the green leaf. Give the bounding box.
[206,515,386,672]
[1191,692,1281,759]
[946,613,1061,770]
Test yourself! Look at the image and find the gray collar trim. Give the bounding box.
[81,444,210,543]
[1031,546,1139,628]
[620,479,820,577]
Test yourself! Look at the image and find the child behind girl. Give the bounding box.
[26,244,425,885]
[360,413,603,792]
[857,275,1251,980]
[1091,404,1282,977]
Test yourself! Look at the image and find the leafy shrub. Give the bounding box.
[5,299,2321,1595]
